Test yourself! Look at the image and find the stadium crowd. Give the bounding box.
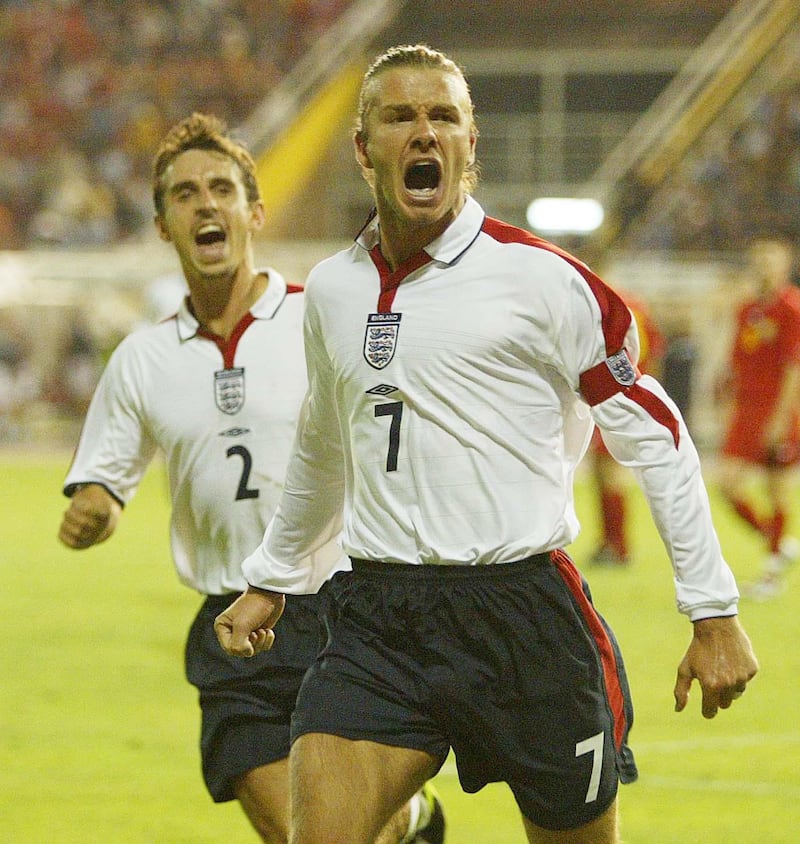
[1,2,798,254]
[616,80,800,252]
[0,0,349,249]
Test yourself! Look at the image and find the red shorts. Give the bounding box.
[721,403,800,466]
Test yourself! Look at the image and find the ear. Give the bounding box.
[250,200,266,233]
[154,215,172,243]
[354,132,372,170]
[467,130,477,167]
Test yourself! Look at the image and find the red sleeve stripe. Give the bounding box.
[627,383,680,447]
[580,358,679,447]
[483,216,679,447]
[482,215,632,354]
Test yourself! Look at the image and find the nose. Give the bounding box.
[197,184,218,210]
[411,115,437,149]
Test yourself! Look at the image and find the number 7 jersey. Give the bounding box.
[245,197,738,621]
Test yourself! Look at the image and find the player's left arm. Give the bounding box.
[565,272,735,615]
[560,268,758,714]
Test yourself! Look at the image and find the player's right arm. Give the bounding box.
[59,334,156,549]
[239,287,347,596]
[58,483,122,549]
[213,586,286,657]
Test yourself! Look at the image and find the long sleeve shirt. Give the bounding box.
[242,197,738,620]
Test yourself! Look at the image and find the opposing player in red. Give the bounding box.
[588,291,666,566]
[57,112,443,844]
[717,235,800,599]
[214,46,757,844]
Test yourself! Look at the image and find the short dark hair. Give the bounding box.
[152,112,260,216]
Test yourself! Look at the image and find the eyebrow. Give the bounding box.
[378,102,462,119]
[168,175,235,195]
[378,103,414,117]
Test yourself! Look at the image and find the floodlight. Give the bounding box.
[526,197,604,234]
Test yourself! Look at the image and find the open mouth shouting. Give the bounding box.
[403,160,441,201]
[194,222,227,261]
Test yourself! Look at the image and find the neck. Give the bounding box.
[188,265,267,340]
[376,203,462,271]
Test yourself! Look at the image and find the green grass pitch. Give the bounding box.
[1,450,798,842]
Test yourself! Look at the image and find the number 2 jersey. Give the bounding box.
[242,197,739,621]
[63,269,345,595]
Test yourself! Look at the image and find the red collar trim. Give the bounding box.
[369,246,432,313]
[197,311,256,369]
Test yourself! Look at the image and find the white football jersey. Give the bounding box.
[243,199,738,620]
[64,269,345,595]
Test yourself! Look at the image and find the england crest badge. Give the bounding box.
[363,313,402,370]
[214,367,245,414]
[605,349,637,386]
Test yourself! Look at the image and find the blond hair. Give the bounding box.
[355,45,479,194]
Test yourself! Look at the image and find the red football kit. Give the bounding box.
[721,285,800,464]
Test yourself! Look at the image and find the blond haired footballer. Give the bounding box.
[215,46,758,844]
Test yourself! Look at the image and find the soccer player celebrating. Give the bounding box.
[716,234,800,599]
[58,112,443,844]
[214,46,757,844]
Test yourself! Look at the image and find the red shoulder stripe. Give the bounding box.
[483,216,679,446]
[481,216,631,353]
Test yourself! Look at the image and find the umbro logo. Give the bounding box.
[365,384,398,396]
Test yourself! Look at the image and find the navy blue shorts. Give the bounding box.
[292,552,638,831]
[185,589,325,802]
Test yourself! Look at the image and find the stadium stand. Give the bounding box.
[592,0,800,253]
[0,0,351,249]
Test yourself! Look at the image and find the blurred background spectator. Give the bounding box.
[0,314,39,441]
[0,0,349,249]
[3,0,797,254]
[618,82,800,252]
[42,313,103,420]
